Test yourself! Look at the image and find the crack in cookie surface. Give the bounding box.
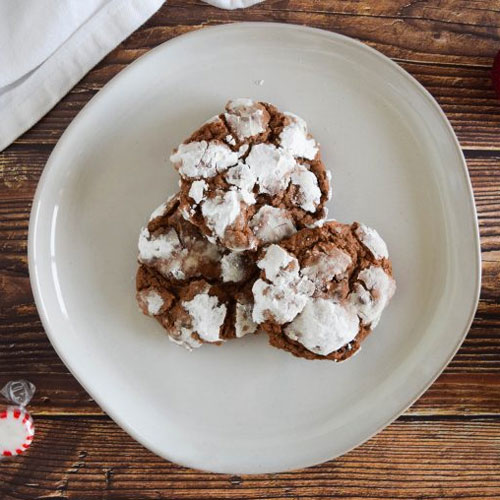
[136,195,259,349]
[171,99,331,251]
[252,221,396,361]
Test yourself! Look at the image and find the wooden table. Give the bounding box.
[1,1,499,498]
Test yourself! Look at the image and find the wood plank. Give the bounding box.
[0,417,499,499]
[6,0,500,149]
[149,0,500,66]
[0,149,499,415]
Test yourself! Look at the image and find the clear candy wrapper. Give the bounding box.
[0,380,36,458]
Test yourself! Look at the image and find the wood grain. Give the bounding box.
[0,417,499,499]
[9,0,500,149]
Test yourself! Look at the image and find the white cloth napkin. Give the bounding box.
[0,0,264,152]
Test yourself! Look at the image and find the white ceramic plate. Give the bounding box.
[29,23,480,474]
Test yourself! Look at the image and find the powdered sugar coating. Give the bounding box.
[171,141,239,179]
[326,170,333,200]
[355,224,389,260]
[139,227,182,262]
[224,98,267,139]
[189,167,256,245]
[225,134,236,146]
[138,197,231,283]
[138,227,186,279]
[245,143,296,196]
[285,299,359,355]
[201,191,242,240]
[189,180,207,204]
[235,302,258,338]
[280,112,318,160]
[138,199,231,282]
[252,245,315,324]
[237,144,249,156]
[301,249,352,284]
[351,266,396,327]
[137,289,165,316]
[170,142,206,177]
[136,195,260,352]
[290,165,322,212]
[249,206,296,244]
[255,221,396,359]
[257,244,294,282]
[220,252,247,283]
[144,290,164,315]
[182,289,227,342]
[173,100,330,249]
[225,162,256,194]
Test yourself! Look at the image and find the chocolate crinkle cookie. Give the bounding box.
[136,195,259,349]
[251,221,396,361]
[170,98,331,251]
[136,98,396,358]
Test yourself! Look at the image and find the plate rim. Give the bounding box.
[28,21,481,473]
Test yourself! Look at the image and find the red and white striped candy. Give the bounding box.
[0,406,35,457]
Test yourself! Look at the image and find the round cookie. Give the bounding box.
[136,195,259,349]
[138,194,254,283]
[252,221,396,361]
[170,98,331,251]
